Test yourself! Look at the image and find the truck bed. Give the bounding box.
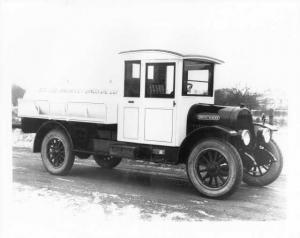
[18,99,118,124]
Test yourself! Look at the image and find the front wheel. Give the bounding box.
[242,140,283,186]
[93,155,122,169]
[186,139,243,199]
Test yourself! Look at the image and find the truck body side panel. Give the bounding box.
[18,98,118,125]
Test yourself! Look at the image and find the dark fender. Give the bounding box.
[33,120,73,153]
[177,125,239,164]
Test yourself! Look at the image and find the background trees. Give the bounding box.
[214,87,262,110]
[12,84,25,106]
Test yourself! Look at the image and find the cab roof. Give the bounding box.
[119,49,224,64]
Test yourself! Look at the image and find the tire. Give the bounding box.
[186,138,243,199]
[93,155,122,169]
[41,129,75,175]
[242,140,283,186]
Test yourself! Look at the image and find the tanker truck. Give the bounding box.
[18,49,283,198]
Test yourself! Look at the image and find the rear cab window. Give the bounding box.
[124,61,141,97]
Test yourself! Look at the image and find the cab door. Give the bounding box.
[140,61,178,146]
[117,60,142,143]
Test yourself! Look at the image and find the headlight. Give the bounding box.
[262,128,271,143]
[241,130,251,146]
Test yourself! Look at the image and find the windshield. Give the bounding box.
[182,60,214,96]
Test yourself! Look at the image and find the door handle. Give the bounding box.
[173,101,176,107]
[128,100,134,103]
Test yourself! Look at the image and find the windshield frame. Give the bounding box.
[182,59,214,97]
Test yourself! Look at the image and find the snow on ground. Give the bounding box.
[10,183,195,238]
[12,182,193,222]
[12,129,34,148]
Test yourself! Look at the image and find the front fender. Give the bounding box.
[177,126,239,164]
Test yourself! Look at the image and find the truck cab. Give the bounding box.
[18,49,283,199]
[118,49,222,147]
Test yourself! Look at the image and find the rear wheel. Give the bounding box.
[186,139,243,198]
[242,140,283,186]
[93,155,122,169]
[41,129,75,175]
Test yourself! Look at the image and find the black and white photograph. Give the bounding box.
[0,0,299,237]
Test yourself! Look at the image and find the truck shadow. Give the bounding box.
[69,163,196,197]
[69,160,286,202]
[66,163,286,221]
[68,160,282,202]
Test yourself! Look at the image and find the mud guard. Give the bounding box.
[33,120,73,153]
[177,125,239,164]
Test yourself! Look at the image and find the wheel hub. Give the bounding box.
[47,138,65,168]
[196,149,229,189]
[207,162,219,176]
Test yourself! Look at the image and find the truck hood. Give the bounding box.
[187,104,254,133]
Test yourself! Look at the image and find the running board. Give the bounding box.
[75,139,179,163]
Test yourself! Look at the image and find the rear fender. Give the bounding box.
[33,121,73,153]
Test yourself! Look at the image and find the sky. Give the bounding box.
[2,0,299,98]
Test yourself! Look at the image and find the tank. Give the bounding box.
[18,68,122,124]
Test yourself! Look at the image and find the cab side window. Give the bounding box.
[145,63,175,98]
[124,61,141,97]
[182,60,213,96]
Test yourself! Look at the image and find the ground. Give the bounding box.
[10,128,288,237]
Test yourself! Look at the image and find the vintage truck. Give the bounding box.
[18,49,283,198]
